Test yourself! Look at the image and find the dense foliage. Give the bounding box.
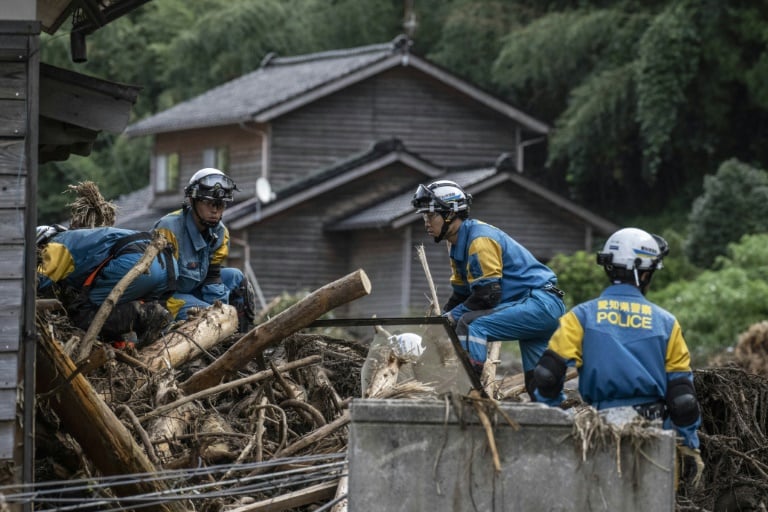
[685,159,768,268]
[650,234,768,365]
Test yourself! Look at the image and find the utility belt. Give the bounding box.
[542,284,565,300]
[633,400,668,421]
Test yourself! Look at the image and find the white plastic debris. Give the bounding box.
[389,332,426,362]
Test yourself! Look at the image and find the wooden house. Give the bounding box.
[119,36,617,316]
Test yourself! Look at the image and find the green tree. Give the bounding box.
[685,159,768,268]
[491,1,768,218]
[546,250,606,309]
[426,0,519,89]
[650,234,768,366]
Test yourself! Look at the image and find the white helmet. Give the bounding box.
[184,168,238,202]
[36,224,67,246]
[598,228,668,290]
[412,180,472,215]
[598,228,667,271]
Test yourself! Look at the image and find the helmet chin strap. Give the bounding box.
[433,212,456,243]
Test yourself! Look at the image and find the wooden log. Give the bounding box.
[76,232,168,362]
[481,342,502,398]
[35,314,188,512]
[138,302,238,371]
[181,269,372,394]
[146,374,200,462]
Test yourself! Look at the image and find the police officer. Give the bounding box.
[531,227,704,483]
[154,168,256,332]
[412,179,566,396]
[36,225,176,347]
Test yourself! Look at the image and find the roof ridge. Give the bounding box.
[264,34,410,68]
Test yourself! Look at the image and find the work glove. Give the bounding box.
[677,446,704,488]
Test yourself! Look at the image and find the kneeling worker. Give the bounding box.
[531,227,704,485]
[37,225,177,347]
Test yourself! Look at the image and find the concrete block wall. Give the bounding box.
[348,399,676,512]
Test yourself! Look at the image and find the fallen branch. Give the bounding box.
[181,269,372,394]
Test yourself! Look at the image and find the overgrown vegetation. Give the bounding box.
[650,234,768,365]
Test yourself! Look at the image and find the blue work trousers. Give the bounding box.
[457,288,565,372]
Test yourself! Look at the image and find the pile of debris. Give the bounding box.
[21,298,768,511]
[27,267,378,512]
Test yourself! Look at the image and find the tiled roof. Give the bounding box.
[125,35,549,137]
[125,40,401,136]
[225,138,444,231]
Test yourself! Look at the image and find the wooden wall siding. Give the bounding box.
[269,67,518,190]
[471,184,598,259]
[344,229,410,319]
[0,21,36,465]
[243,165,424,303]
[245,208,349,300]
[153,124,264,206]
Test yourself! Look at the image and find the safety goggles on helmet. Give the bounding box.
[186,174,238,202]
[196,173,237,192]
[412,181,471,214]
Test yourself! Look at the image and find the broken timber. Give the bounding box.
[138,301,238,371]
[35,313,188,512]
[181,269,372,394]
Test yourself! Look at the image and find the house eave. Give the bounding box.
[227,149,443,231]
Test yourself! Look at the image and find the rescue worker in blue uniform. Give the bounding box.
[154,168,256,332]
[531,227,704,484]
[36,225,176,347]
[412,179,566,398]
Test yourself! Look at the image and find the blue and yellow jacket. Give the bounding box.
[153,207,230,296]
[447,219,558,320]
[38,227,152,290]
[546,283,700,447]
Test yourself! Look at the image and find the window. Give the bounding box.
[155,153,179,193]
[203,146,230,171]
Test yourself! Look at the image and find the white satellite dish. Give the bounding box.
[256,177,274,204]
